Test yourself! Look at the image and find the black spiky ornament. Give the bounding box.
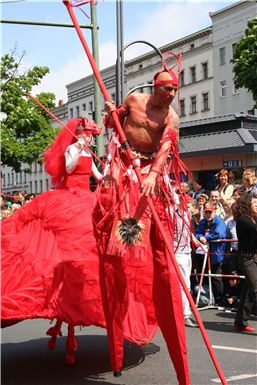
[115,217,145,246]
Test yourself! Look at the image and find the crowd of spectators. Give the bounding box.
[0,191,35,220]
[1,168,256,318]
[174,167,257,313]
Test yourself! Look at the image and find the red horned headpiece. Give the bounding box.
[76,117,101,136]
[154,51,182,88]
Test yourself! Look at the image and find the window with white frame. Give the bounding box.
[180,99,185,116]
[219,47,226,65]
[190,66,196,83]
[70,108,74,118]
[190,96,197,113]
[82,103,86,111]
[202,93,209,111]
[202,62,208,80]
[220,80,227,97]
[180,70,185,86]
[232,78,239,94]
[76,106,80,117]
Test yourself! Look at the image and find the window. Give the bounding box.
[76,106,80,118]
[190,66,196,83]
[34,181,38,194]
[70,108,73,118]
[232,43,237,58]
[190,43,194,50]
[232,78,239,94]
[147,80,153,92]
[202,93,209,111]
[220,80,227,97]
[180,99,185,116]
[3,174,5,187]
[24,171,27,184]
[180,70,184,87]
[40,180,43,192]
[219,47,226,65]
[138,63,143,70]
[46,179,49,190]
[89,101,93,111]
[82,103,86,111]
[202,62,208,80]
[190,96,197,114]
[248,110,254,115]
[7,174,10,186]
[111,93,115,102]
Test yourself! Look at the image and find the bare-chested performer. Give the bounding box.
[93,66,191,385]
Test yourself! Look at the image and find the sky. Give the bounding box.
[1,0,239,103]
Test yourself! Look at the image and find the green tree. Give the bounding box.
[0,50,59,172]
[232,17,257,108]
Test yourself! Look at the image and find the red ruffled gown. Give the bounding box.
[1,156,157,351]
[1,157,105,328]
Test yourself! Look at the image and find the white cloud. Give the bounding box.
[32,1,237,103]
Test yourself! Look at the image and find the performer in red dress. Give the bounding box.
[1,116,158,365]
[1,118,105,363]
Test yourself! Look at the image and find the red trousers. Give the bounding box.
[93,192,190,385]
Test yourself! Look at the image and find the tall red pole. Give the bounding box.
[63,2,228,384]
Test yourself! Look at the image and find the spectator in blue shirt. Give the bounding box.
[195,202,227,305]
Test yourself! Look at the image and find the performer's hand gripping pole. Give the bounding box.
[63,2,227,384]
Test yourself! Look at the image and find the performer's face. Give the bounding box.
[78,133,93,145]
[154,73,178,105]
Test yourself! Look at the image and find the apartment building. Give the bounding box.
[2,0,256,194]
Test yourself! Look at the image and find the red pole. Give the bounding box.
[27,93,103,164]
[63,2,228,384]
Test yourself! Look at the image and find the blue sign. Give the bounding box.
[223,160,242,168]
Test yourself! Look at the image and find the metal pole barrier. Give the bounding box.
[195,248,208,307]
[63,2,228,383]
[207,249,216,306]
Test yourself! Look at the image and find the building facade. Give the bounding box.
[210,0,257,116]
[2,0,256,194]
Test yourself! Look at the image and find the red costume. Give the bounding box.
[93,128,191,385]
[1,117,157,364]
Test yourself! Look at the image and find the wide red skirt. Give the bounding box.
[1,188,157,344]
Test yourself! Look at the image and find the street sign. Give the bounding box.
[223,160,242,168]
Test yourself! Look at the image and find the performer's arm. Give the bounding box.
[104,99,129,128]
[65,141,83,174]
[91,160,103,181]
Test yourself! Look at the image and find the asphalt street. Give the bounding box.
[1,309,257,385]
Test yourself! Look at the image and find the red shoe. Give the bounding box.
[234,325,255,332]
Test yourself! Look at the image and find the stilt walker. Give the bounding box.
[64,1,228,384]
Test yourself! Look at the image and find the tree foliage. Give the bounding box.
[232,17,257,109]
[0,50,59,172]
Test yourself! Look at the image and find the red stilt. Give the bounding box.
[46,319,63,350]
[65,324,78,365]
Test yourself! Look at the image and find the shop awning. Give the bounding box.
[179,128,257,157]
